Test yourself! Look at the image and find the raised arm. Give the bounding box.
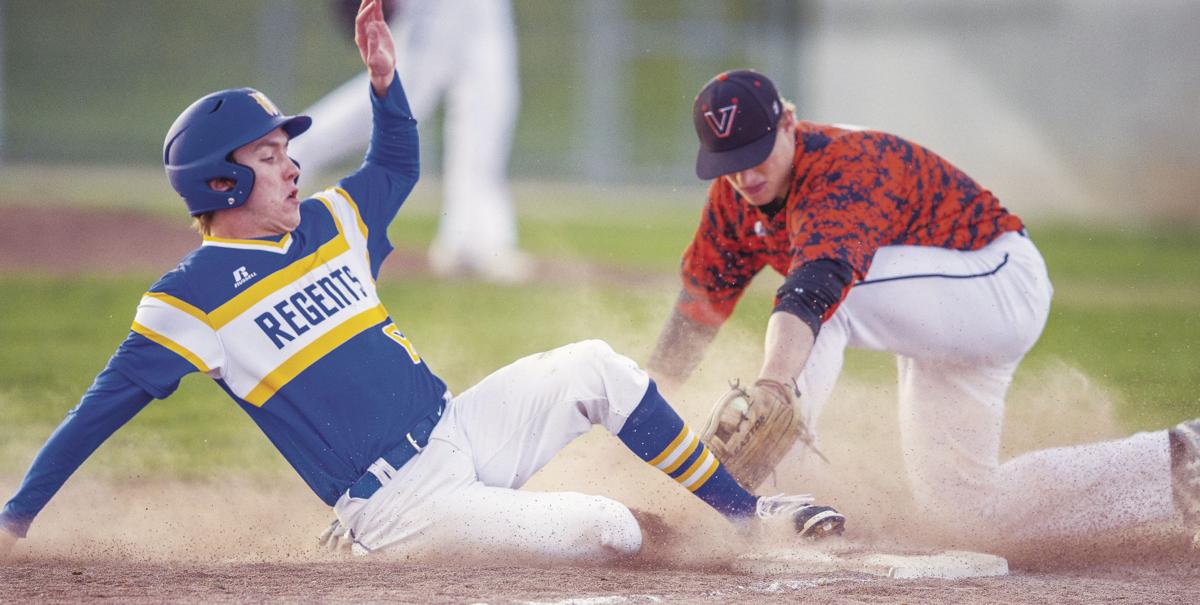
[356,0,396,97]
[334,0,419,277]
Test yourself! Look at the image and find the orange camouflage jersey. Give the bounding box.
[678,121,1024,326]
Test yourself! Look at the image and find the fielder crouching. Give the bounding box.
[0,0,844,561]
[648,68,1200,550]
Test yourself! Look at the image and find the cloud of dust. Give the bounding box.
[525,309,1176,569]
[5,477,332,563]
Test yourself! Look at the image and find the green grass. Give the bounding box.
[1,189,1197,477]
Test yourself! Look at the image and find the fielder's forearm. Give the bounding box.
[757,311,816,386]
[646,307,719,391]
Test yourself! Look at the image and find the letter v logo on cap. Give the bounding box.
[704,104,737,138]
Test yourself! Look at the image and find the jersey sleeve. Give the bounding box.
[0,365,153,538]
[116,288,225,398]
[328,71,420,279]
[677,193,764,326]
[786,139,906,280]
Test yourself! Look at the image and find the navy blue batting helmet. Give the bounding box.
[163,88,311,216]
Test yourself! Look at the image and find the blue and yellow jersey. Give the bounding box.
[2,74,435,536]
[116,184,446,506]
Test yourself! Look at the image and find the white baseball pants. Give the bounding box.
[795,230,1175,543]
[290,0,520,261]
[334,340,649,561]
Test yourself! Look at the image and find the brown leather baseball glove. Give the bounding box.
[701,378,825,490]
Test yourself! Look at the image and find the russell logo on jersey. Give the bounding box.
[233,266,258,289]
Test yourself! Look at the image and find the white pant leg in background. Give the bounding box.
[289,0,521,266]
[432,0,520,263]
[794,232,1175,542]
[289,1,463,174]
[340,340,650,561]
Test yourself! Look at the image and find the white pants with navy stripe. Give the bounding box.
[334,340,649,560]
[795,230,1174,543]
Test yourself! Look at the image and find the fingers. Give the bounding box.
[317,519,343,550]
[355,0,384,36]
[356,0,376,27]
[317,520,336,546]
[352,0,396,94]
[317,519,354,554]
[354,0,378,60]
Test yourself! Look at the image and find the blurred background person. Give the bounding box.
[292,0,530,283]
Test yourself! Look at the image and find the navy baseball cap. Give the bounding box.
[693,69,783,179]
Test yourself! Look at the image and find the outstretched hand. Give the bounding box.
[355,0,396,96]
[317,518,353,555]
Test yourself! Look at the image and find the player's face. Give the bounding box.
[723,116,796,207]
[231,128,302,234]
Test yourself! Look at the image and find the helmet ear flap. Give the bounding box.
[198,159,256,213]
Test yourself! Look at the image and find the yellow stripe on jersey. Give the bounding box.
[143,291,210,326]
[208,233,351,329]
[334,186,369,241]
[203,233,293,250]
[315,191,372,282]
[313,194,347,235]
[242,304,389,406]
[678,449,719,492]
[131,321,213,373]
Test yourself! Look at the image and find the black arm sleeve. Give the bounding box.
[773,258,855,337]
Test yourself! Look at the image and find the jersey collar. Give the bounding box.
[202,232,294,254]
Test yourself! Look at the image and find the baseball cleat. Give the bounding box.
[755,493,846,540]
[793,505,847,539]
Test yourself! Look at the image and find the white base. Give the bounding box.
[736,546,1009,580]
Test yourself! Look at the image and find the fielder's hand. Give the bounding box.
[355,0,396,96]
[0,527,16,559]
[317,518,353,555]
[700,378,825,490]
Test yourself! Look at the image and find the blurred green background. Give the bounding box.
[1,0,799,182]
[0,1,1197,480]
[5,0,1196,218]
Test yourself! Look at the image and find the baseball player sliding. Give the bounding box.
[648,69,1200,548]
[0,4,844,562]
